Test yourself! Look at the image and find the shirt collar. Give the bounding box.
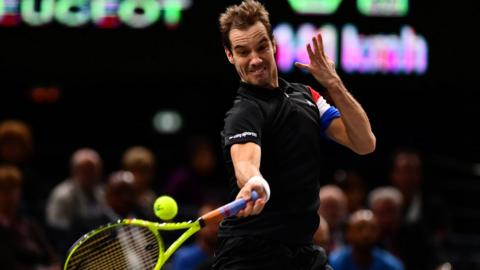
[237,78,291,100]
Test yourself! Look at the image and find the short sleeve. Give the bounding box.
[222,98,264,147]
[307,86,340,132]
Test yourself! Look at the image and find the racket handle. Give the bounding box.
[221,190,259,217]
[251,190,259,201]
[200,191,259,226]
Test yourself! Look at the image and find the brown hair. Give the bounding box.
[0,165,22,189]
[219,0,273,50]
[0,119,33,154]
[122,146,156,169]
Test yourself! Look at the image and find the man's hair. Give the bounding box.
[219,0,273,50]
[122,146,156,169]
[71,148,102,169]
[368,186,403,209]
[0,119,33,155]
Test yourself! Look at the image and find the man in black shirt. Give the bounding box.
[214,1,376,269]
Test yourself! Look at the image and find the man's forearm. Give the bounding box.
[327,80,376,154]
[234,160,261,188]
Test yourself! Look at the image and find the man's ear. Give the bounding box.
[224,47,234,64]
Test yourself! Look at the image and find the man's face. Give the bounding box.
[391,153,422,195]
[225,21,278,89]
[73,160,101,190]
[372,199,401,234]
[319,194,347,228]
[346,213,379,250]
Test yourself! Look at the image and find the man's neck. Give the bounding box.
[268,77,279,89]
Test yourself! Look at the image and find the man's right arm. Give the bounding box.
[230,142,269,217]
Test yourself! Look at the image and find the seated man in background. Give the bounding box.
[369,186,436,270]
[388,148,448,246]
[65,170,143,252]
[329,209,403,270]
[319,185,349,253]
[101,170,143,222]
[122,145,158,220]
[46,148,104,254]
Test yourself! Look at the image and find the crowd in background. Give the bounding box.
[0,118,453,270]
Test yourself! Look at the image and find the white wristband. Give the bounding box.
[247,175,271,202]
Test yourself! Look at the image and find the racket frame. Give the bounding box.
[63,191,258,270]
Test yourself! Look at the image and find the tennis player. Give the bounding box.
[214,1,376,269]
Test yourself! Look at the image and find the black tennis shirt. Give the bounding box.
[219,78,338,245]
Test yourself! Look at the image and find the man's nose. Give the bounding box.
[250,53,263,66]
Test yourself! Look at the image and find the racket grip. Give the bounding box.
[220,190,259,218]
[200,191,260,226]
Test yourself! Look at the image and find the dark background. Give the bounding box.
[1,0,479,263]
[1,0,477,172]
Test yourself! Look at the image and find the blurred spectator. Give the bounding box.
[170,201,222,270]
[436,262,453,270]
[319,184,348,253]
[45,148,104,254]
[389,148,447,241]
[0,120,33,165]
[67,170,143,248]
[0,165,60,270]
[46,148,104,230]
[313,215,330,250]
[102,170,142,221]
[329,209,403,270]
[368,187,403,244]
[389,148,425,224]
[369,186,436,270]
[0,119,45,219]
[164,136,226,217]
[333,169,367,214]
[122,146,158,220]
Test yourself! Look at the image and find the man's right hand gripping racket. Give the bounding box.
[63,191,259,270]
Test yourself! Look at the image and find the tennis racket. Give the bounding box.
[63,191,258,270]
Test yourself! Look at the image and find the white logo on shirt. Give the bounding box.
[228,132,258,140]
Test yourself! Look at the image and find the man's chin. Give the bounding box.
[248,77,270,88]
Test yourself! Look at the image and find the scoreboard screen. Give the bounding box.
[0,0,436,77]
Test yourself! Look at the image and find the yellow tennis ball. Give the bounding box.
[154,195,178,220]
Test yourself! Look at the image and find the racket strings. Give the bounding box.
[69,226,158,269]
[74,227,158,269]
[75,232,156,270]
[66,225,160,270]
